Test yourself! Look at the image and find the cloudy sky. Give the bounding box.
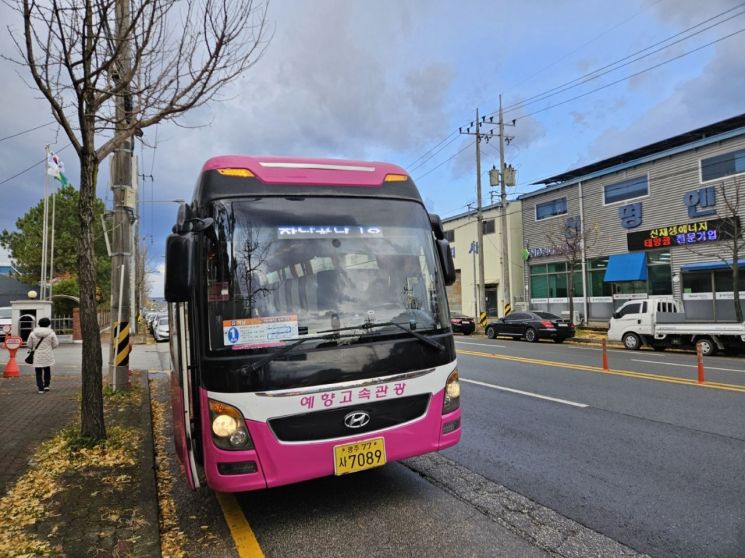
[1,0,744,296]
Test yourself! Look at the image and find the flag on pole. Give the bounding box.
[47,152,69,186]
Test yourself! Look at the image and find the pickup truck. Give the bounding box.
[607,297,745,356]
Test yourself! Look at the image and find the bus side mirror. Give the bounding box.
[165,233,195,302]
[429,213,445,240]
[436,239,456,286]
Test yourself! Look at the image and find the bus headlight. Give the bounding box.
[442,368,460,414]
[209,399,254,450]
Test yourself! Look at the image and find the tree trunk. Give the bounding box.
[78,149,106,441]
[733,256,742,323]
[567,267,575,325]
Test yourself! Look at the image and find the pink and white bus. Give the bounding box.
[165,156,461,492]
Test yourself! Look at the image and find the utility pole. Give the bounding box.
[460,109,488,324]
[109,0,135,391]
[488,95,517,316]
[460,105,516,320]
[498,95,512,316]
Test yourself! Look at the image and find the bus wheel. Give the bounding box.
[622,333,641,350]
[697,337,716,357]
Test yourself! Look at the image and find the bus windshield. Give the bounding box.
[204,197,448,352]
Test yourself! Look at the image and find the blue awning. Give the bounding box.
[604,253,648,282]
[680,259,745,273]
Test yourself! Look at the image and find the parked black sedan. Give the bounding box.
[450,312,475,335]
[484,311,574,343]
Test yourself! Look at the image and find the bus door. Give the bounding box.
[169,302,200,489]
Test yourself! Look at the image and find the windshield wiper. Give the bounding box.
[248,332,354,372]
[318,321,445,352]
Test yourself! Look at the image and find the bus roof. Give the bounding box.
[193,155,424,206]
[202,156,408,187]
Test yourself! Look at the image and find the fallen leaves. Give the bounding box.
[150,387,188,558]
[0,384,145,557]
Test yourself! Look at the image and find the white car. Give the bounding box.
[153,316,170,342]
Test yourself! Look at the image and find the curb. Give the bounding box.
[134,370,162,557]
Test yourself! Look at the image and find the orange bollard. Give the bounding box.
[602,337,609,371]
[696,343,705,384]
[3,336,23,378]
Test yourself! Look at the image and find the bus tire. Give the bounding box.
[622,332,641,350]
[696,337,716,357]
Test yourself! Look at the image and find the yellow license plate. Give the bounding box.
[333,437,386,476]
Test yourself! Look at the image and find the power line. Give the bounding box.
[407,131,458,169]
[0,121,55,143]
[514,25,745,122]
[501,0,666,97]
[408,134,461,173]
[0,143,72,186]
[414,140,475,181]
[501,3,745,116]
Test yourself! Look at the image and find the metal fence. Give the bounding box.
[51,316,73,335]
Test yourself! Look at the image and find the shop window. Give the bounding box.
[530,264,547,275]
[648,264,672,295]
[546,262,567,273]
[701,148,745,182]
[530,275,549,298]
[549,274,568,298]
[714,269,745,292]
[604,176,648,204]
[535,197,567,220]
[683,271,712,293]
[588,270,612,296]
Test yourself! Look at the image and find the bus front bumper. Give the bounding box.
[199,387,461,493]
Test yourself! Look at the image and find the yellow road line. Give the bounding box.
[216,492,265,558]
[458,349,745,394]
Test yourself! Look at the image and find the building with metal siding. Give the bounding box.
[441,201,524,319]
[518,113,745,324]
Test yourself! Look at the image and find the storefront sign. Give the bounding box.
[682,292,713,300]
[626,217,740,251]
[524,245,570,259]
[589,296,613,303]
[612,293,648,300]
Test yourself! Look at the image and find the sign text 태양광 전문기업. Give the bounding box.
[626,217,740,251]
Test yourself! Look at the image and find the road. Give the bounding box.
[448,336,745,557]
[143,334,745,557]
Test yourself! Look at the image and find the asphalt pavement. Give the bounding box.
[448,335,745,557]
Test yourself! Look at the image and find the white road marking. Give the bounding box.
[461,378,589,408]
[455,341,507,348]
[632,359,745,373]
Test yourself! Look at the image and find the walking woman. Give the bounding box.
[27,317,59,394]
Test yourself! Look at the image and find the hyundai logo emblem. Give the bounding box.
[343,410,371,429]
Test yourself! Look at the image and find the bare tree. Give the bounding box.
[545,216,598,325]
[7,0,269,440]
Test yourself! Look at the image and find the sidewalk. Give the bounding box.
[0,344,160,557]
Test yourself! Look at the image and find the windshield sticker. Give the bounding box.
[223,315,299,349]
[277,226,382,238]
